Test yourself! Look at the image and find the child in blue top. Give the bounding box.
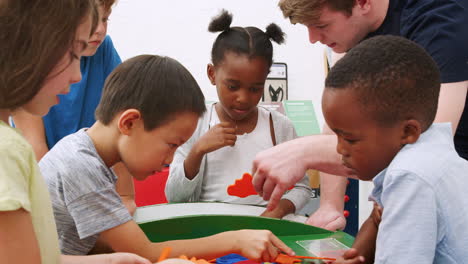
[165,10,311,219]
[322,36,468,263]
[13,0,121,159]
[11,0,138,216]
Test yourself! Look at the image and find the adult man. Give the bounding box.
[253,0,468,231]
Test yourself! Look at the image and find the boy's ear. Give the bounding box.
[117,109,142,136]
[356,0,371,15]
[400,119,421,145]
[207,63,216,85]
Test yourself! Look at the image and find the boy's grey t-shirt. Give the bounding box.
[40,129,132,255]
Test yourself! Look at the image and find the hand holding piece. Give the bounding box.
[328,248,365,264]
[196,122,237,154]
[228,173,293,198]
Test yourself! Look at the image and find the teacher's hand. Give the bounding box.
[252,139,308,211]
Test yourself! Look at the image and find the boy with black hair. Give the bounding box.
[40,55,294,262]
[321,36,468,263]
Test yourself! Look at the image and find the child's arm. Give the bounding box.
[61,253,151,264]
[183,122,236,180]
[11,111,49,161]
[333,203,382,264]
[0,209,41,264]
[99,220,294,263]
[260,199,295,219]
[113,162,137,216]
[166,121,236,202]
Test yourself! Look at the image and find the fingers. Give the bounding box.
[224,134,237,145]
[218,122,237,133]
[324,216,346,231]
[261,246,273,263]
[341,248,365,264]
[270,232,294,256]
[217,123,237,146]
[211,122,236,136]
[266,185,285,212]
[371,202,383,225]
[267,242,279,261]
[261,179,276,201]
[130,254,152,264]
[203,123,237,151]
[374,202,383,220]
[252,170,266,196]
[238,230,294,263]
[138,257,152,264]
[259,232,292,262]
[343,248,359,259]
[305,208,346,231]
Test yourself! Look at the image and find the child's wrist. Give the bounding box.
[192,141,207,156]
[224,231,241,254]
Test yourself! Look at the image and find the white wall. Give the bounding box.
[107,0,327,109]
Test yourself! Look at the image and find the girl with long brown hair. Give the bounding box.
[0,1,149,263]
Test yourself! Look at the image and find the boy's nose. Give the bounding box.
[95,21,106,36]
[307,26,322,44]
[336,138,349,157]
[164,153,174,165]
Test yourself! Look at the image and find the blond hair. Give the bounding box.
[278,0,355,24]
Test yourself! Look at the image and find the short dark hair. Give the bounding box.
[209,10,285,68]
[95,55,206,130]
[325,35,440,130]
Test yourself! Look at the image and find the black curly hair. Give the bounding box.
[209,9,285,68]
[325,35,441,130]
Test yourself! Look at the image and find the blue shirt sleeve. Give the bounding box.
[375,170,437,263]
[101,35,122,76]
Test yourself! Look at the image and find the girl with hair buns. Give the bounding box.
[166,10,311,219]
[0,0,150,263]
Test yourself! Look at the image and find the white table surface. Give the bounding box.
[134,202,308,224]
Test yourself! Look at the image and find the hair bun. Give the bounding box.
[208,9,233,33]
[265,23,285,44]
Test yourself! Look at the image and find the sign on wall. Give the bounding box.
[263,63,287,102]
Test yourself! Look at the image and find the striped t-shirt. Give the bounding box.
[40,128,132,255]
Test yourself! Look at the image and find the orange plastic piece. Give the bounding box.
[227,173,257,198]
[178,255,212,264]
[274,254,302,264]
[158,247,172,262]
[157,248,212,264]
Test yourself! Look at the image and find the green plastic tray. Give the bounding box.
[139,214,354,258]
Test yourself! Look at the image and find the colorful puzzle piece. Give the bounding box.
[156,247,213,264]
